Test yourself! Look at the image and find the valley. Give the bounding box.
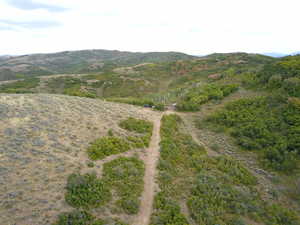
[0,50,299,225]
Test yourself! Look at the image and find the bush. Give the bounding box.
[150,193,189,225]
[87,136,130,160]
[119,117,153,134]
[103,157,145,214]
[107,97,165,111]
[53,210,129,225]
[207,96,300,172]
[65,172,111,209]
[119,117,153,148]
[283,77,300,97]
[176,83,239,111]
[0,77,40,93]
[53,210,94,225]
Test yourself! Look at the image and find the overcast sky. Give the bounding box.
[0,0,299,55]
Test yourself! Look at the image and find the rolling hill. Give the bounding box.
[0,49,196,81]
[0,51,300,225]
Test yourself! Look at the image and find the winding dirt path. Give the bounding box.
[133,113,162,225]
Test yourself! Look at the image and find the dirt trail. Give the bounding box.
[133,113,162,225]
[178,112,219,157]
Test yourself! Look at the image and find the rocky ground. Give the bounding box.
[0,94,160,225]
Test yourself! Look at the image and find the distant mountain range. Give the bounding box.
[0,49,196,81]
[262,51,300,58]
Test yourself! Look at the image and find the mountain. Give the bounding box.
[263,51,300,57]
[291,51,300,55]
[262,52,287,58]
[0,49,196,81]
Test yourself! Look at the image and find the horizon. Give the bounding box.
[1,48,299,58]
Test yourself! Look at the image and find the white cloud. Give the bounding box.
[0,0,299,55]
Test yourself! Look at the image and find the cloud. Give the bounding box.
[7,0,67,12]
[0,0,299,55]
[0,19,61,30]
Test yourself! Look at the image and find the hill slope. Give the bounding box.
[0,49,196,81]
[0,94,160,225]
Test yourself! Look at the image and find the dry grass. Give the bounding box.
[0,94,160,225]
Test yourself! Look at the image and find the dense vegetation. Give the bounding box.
[176,83,239,111]
[207,96,300,172]
[53,210,129,225]
[54,157,142,224]
[0,52,275,111]
[151,114,205,225]
[119,117,153,134]
[257,55,300,96]
[0,77,39,93]
[88,118,153,160]
[65,172,111,209]
[87,136,130,160]
[107,97,165,111]
[152,114,300,225]
[103,157,145,214]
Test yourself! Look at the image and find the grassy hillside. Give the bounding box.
[0,94,161,225]
[1,53,300,225]
[0,49,195,81]
[0,52,276,106]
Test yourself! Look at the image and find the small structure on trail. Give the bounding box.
[143,104,152,108]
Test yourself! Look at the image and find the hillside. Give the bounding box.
[0,49,196,81]
[0,52,275,100]
[0,94,161,225]
[1,53,300,225]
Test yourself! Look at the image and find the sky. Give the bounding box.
[0,0,299,55]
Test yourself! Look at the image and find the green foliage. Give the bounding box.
[119,117,153,148]
[87,137,130,160]
[53,210,94,225]
[187,170,300,225]
[207,96,300,171]
[282,77,300,97]
[150,192,190,225]
[176,83,239,111]
[107,97,165,111]
[103,157,145,214]
[154,114,300,225]
[0,78,40,93]
[65,172,111,209]
[256,55,300,97]
[119,117,153,134]
[53,210,129,225]
[214,156,257,185]
[151,114,206,224]
[64,88,97,98]
[126,134,152,148]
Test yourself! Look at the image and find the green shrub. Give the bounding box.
[53,210,129,225]
[126,133,152,148]
[150,192,190,225]
[87,137,130,160]
[176,83,239,111]
[207,96,300,172]
[214,156,257,185]
[107,97,165,111]
[65,172,111,209]
[0,77,40,93]
[53,210,94,225]
[103,157,145,214]
[119,117,153,134]
[283,77,300,97]
[150,114,205,224]
[119,117,153,148]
